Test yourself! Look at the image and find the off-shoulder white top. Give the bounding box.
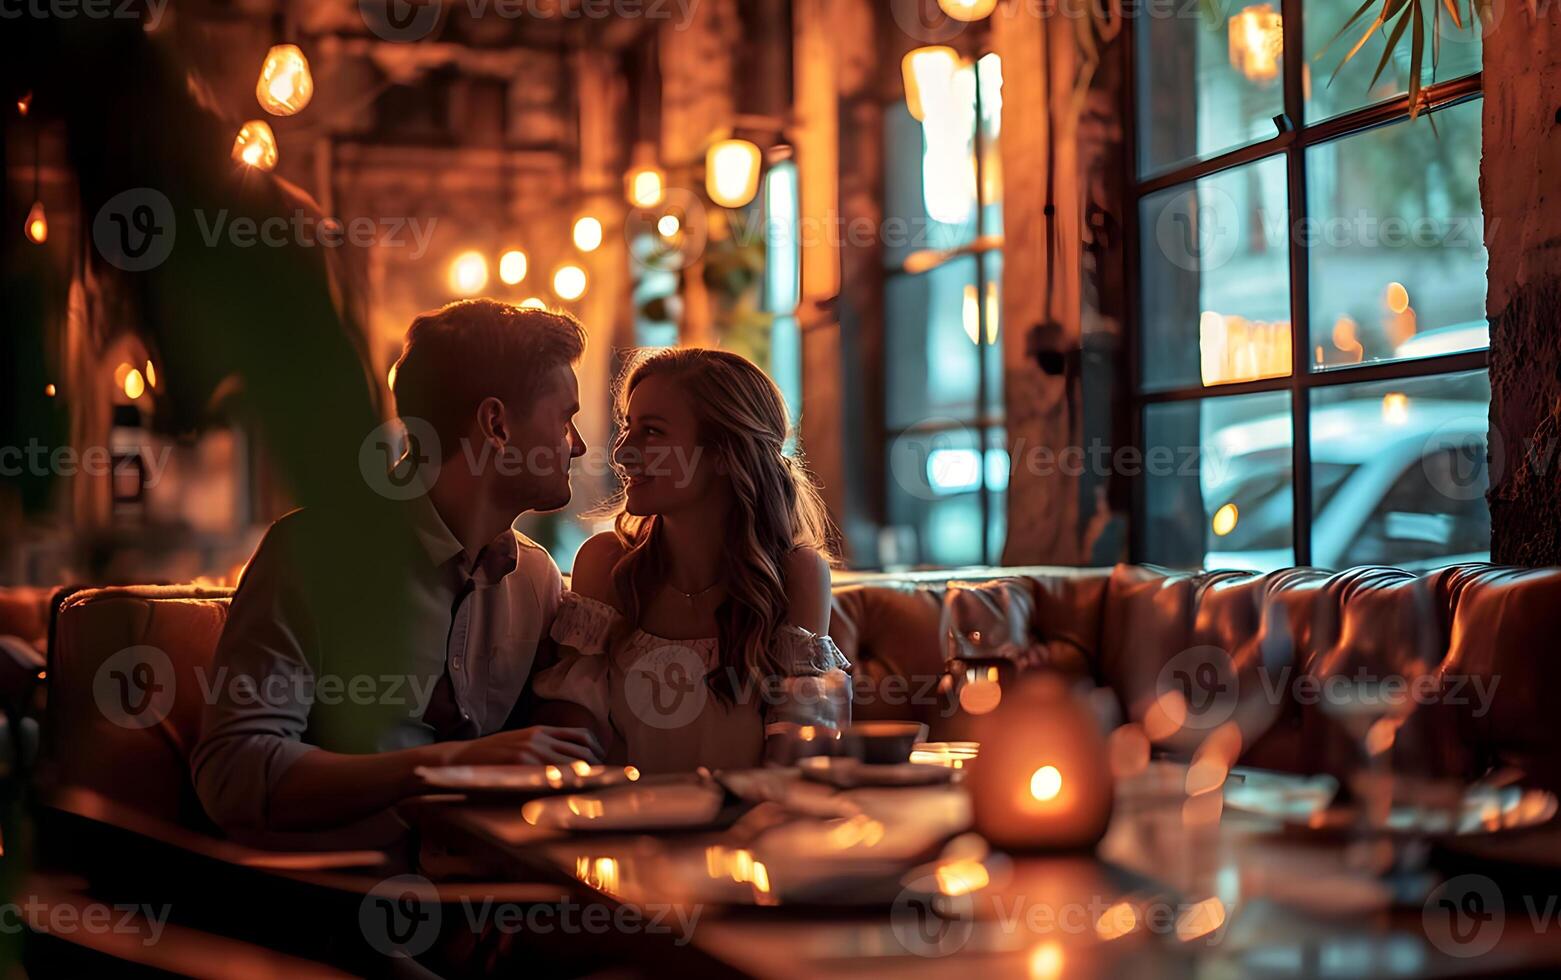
[533,592,853,773]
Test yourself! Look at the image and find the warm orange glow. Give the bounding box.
[553,264,588,301]
[1107,725,1150,778]
[123,368,146,400]
[232,120,279,171]
[706,139,763,209]
[1229,5,1283,84]
[24,201,47,244]
[572,216,604,253]
[145,361,157,388]
[498,249,528,286]
[939,0,999,22]
[113,363,133,388]
[1029,765,1063,801]
[1385,281,1410,314]
[1200,311,1291,385]
[1143,689,1189,742]
[43,383,56,398]
[933,859,990,896]
[449,251,489,295]
[1176,897,1227,942]
[656,213,681,238]
[574,856,620,894]
[627,165,666,209]
[1381,392,1410,426]
[16,93,31,117]
[1027,941,1064,980]
[958,677,1003,715]
[1211,502,1239,537]
[1096,901,1138,941]
[902,46,959,122]
[255,44,314,116]
[519,296,547,310]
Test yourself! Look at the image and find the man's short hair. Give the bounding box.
[391,299,586,457]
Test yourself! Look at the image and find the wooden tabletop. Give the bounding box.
[408,768,1561,978]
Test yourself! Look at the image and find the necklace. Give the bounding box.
[670,580,722,606]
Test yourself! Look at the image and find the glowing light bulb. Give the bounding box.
[572,216,603,253]
[552,264,587,301]
[17,92,32,116]
[499,249,528,285]
[656,213,681,238]
[43,383,56,398]
[232,120,279,171]
[255,44,314,116]
[627,165,665,208]
[145,361,157,388]
[449,251,489,296]
[706,139,762,209]
[938,0,998,21]
[24,201,46,244]
[902,46,959,122]
[124,368,146,400]
[1228,5,1283,84]
[518,297,546,310]
[1381,392,1410,425]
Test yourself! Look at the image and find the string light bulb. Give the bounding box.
[17,92,31,117]
[902,46,959,122]
[255,44,314,116]
[24,201,47,244]
[938,0,999,21]
[552,264,588,301]
[232,120,279,171]
[499,249,529,285]
[572,216,604,253]
[449,251,489,295]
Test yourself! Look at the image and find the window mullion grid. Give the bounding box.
[1281,0,1313,566]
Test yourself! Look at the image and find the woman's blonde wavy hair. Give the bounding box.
[603,347,837,703]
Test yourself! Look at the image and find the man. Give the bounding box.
[192,299,599,842]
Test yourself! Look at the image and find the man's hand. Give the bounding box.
[444,726,604,766]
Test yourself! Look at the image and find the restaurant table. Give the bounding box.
[407,764,1561,978]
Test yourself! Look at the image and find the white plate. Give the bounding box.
[521,783,726,831]
[415,763,639,793]
[797,756,954,788]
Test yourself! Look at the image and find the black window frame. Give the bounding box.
[1121,0,1488,567]
[883,51,1007,567]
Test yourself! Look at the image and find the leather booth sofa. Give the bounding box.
[41,561,1561,836]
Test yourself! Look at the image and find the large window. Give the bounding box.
[884,53,1006,568]
[1130,1,1488,571]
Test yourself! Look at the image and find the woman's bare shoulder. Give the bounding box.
[783,546,833,634]
[570,531,629,606]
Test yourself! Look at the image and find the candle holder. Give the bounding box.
[964,672,1114,851]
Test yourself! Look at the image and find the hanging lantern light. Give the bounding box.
[255,44,314,116]
[705,139,762,209]
[24,201,47,244]
[498,249,529,285]
[572,216,604,253]
[232,120,279,171]
[902,46,959,122]
[625,143,666,209]
[552,264,588,302]
[938,0,999,21]
[449,251,489,295]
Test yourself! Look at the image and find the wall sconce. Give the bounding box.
[499,249,529,285]
[24,201,47,244]
[1228,4,1282,84]
[231,120,279,171]
[449,250,489,295]
[706,138,762,209]
[626,144,666,209]
[902,46,959,122]
[572,216,604,253]
[255,44,314,116]
[938,0,999,21]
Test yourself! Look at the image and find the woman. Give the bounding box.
[533,348,851,773]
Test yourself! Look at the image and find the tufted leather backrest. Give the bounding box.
[41,563,1561,829]
[45,585,234,826]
